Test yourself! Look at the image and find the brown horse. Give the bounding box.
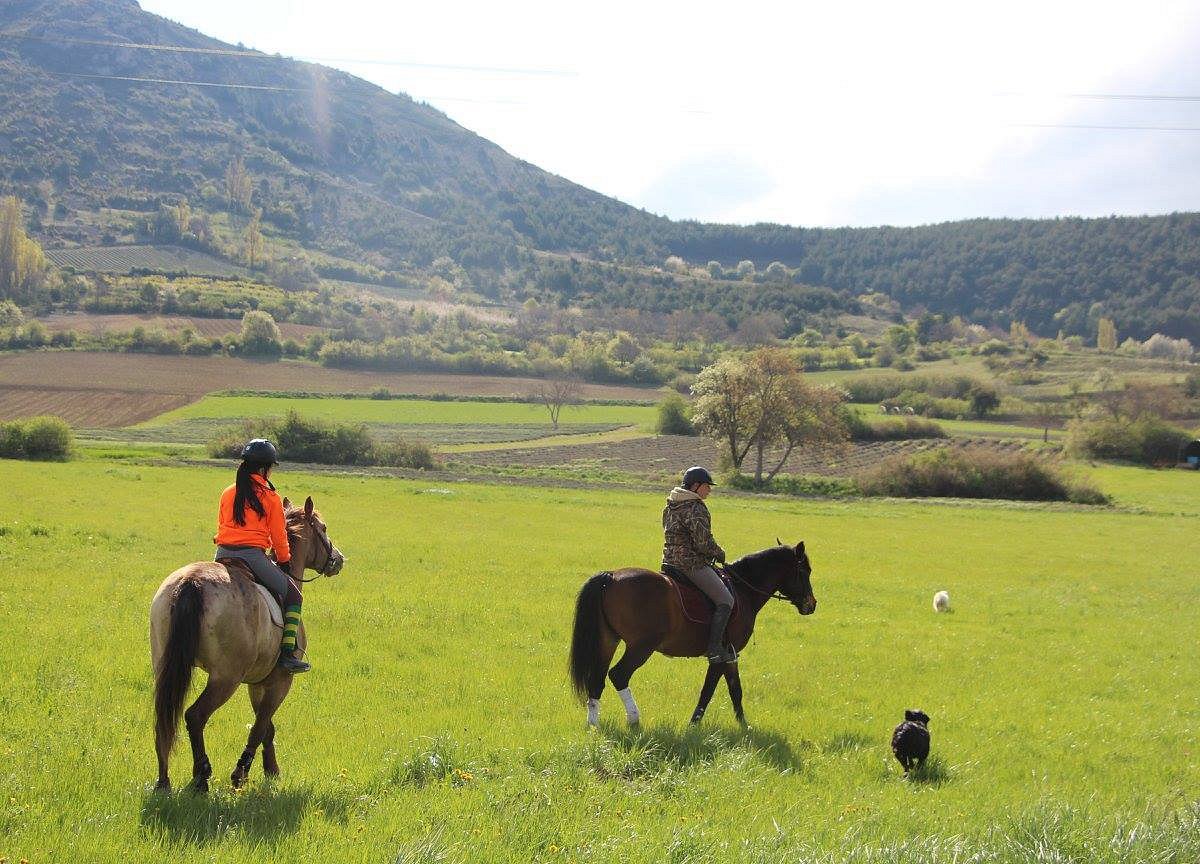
[569,541,815,726]
[149,496,345,793]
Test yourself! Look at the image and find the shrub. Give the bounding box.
[1066,415,1192,465]
[845,413,948,441]
[0,415,73,460]
[374,439,437,470]
[207,411,439,469]
[856,447,1108,504]
[728,472,857,497]
[655,392,696,436]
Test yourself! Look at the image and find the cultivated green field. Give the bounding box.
[141,395,657,428]
[1,458,1198,862]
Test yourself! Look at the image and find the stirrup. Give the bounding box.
[277,652,311,674]
[707,644,737,664]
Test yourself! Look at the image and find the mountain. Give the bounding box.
[1,0,1199,341]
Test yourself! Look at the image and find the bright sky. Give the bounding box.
[138,0,1200,228]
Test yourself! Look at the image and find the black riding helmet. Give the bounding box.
[682,465,715,488]
[241,438,279,466]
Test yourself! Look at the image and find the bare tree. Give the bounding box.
[531,377,581,429]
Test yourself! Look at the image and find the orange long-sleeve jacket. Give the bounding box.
[213,474,291,564]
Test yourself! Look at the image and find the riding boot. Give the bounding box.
[706,603,735,664]
[277,603,311,673]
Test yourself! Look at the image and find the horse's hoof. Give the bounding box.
[690,714,704,725]
[189,778,209,795]
[230,770,247,789]
[153,780,171,794]
[264,767,280,779]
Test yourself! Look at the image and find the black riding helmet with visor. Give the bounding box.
[682,465,715,489]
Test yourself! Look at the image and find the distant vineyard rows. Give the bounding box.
[44,245,248,278]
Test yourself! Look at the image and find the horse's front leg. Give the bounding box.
[234,679,290,788]
[183,676,240,793]
[723,663,746,726]
[690,663,725,724]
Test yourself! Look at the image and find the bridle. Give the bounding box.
[717,555,810,605]
[289,513,338,581]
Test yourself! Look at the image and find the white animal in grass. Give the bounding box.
[933,590,950,612]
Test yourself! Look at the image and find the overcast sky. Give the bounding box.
[139,0,1200,228]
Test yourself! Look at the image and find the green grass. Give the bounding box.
[0,456,1197,862]
[140,395,657,428]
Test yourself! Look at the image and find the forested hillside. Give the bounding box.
[1,0,1198,340]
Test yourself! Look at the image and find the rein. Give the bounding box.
[716,562,792,602]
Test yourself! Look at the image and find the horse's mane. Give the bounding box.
[729,545,793,576]
[283,503,323,531]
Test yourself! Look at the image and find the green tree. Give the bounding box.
[763,261,789,282]
[240,309,282,356]
[692,355,758,470]
[692,349,848,482]
[225,156,253,213]
[655,392,695,435]
[968,383,1001,418]
[0,196,47,304]
[1097,317,1118,352]
[240,209,265,268]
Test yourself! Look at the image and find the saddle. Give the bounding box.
[661,563,739,627]
[217,558,284,629]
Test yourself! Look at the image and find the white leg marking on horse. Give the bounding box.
[617,687,640,725]
[586,698,600,727]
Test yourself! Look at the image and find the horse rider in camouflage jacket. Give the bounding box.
[662,466,736,663]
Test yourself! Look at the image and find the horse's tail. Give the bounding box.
[154,578,203,757]
[569,571,613,702]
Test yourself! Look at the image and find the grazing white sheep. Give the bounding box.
[933,590,950,612]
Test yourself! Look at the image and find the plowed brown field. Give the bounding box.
[0,352,659,426]
[459,434,1038,478]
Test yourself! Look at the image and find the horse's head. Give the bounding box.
[778,539,816,615]
[284,496,346,577]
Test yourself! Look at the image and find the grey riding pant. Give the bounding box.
[691,565,734,607]
[215,546,289,602]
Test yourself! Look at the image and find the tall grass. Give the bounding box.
[0,458,1194,862]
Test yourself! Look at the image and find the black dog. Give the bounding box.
[891,709,931,772]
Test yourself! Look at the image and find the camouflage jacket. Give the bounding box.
[662,487,726,573]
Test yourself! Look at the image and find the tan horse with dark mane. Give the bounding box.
[150,496,344,793]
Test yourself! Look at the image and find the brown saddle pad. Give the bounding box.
[661,564,740,627]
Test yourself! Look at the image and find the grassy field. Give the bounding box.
[140,395,658,428]
[0,456,1197,862]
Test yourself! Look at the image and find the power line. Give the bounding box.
[0,31,572,77]
[48,70,312,93]
[1013,122,1200,132]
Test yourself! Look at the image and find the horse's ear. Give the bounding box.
[304,496,314,516]
[776,536,782,546]
[282,496,291,509]
[795,540,806,554]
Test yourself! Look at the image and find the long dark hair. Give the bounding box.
[232,461,269,526]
